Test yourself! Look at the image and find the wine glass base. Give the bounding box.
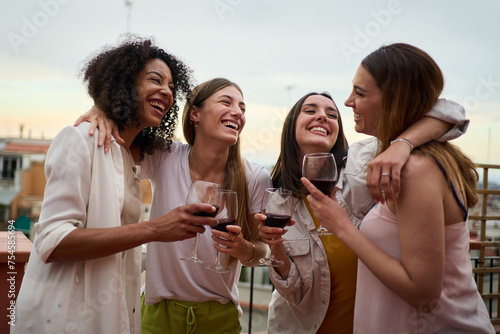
[207,265,230,274]
[309,227,333,236]
[179,256,205,264]
[259,257,284,267]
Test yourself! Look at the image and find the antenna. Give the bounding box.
[125,0,133,32]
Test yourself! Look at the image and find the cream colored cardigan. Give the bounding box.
[13,123,142,334]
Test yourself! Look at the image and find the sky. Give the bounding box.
[1,0,499,180]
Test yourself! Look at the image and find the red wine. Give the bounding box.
[310,179,335,195]
[194,206,219,218]
[264,213,291,228]
[211,218,236,232]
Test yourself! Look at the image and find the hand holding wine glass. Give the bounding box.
[259,188,293,267]
[208,189,238,273]
[302,153,337,236]
[180,180,221,264]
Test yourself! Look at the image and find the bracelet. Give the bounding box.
[390,138,414,151]
[243,242,257,264]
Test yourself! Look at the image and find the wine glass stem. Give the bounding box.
[191,234,200,258]
[216,251,221,266]
[270,244,276,259]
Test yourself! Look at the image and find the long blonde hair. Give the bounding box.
[362,43,478,208]
[182,78,259,251]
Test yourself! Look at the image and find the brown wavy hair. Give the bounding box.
[362,43,478,207]
[81,35,194,159]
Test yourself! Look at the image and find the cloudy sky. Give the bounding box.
[1,0,499,178]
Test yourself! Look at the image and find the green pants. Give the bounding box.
[141,294,242,334]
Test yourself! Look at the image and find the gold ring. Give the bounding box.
[231,235,235,242]
[93,117,98,121]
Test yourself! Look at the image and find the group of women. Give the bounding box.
[13,36,494,333]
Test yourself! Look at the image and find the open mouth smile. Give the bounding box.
[149,100,167,114]
[222,120,239,130]
[309,126,328,136]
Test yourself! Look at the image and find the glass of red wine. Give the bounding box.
[302,153,337,236]
[207,189,238,274]
[259,188,293,267]
[180,180,221,264]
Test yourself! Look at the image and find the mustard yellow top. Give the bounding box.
[304,198,358,334]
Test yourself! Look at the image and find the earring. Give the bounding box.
[194,123,198,128]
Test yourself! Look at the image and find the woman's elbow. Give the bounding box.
[413,289,442,313]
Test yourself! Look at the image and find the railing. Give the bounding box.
[470,163,500,326]
[471,256,499,319]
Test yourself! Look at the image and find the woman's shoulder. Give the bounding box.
[51,123,95,150]
[147,140,188,160]
[242,159,272,191]
[403,152,444,186]
[243,159,271,178]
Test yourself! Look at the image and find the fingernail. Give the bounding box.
[104,147,109,154]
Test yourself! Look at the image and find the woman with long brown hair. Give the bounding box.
[139,78,270,334]
[303,43,494,333]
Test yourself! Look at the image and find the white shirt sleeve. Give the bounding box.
[33,125,93,263]
[427,98,469,142]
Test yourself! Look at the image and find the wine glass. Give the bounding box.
[259,188,293,267]
[180,180,221,264]
[302,153,337,236]
[207,189,238,274]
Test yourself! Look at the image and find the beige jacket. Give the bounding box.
[13,123,142,334]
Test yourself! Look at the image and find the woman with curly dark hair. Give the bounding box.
[81,36,193,159]
[13,37,217,334]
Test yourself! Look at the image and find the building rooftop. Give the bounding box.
[0,138,51,154]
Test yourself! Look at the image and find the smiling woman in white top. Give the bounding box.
[12,37,218,334]
[139,78,271,334]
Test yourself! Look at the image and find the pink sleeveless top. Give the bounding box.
[354,203,494,333]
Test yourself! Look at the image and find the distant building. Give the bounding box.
[0,135,153,239]
[0,137,50,230]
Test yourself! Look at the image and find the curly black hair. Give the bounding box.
[80,35,194,159]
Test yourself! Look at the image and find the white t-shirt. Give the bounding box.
[141,141,271,311]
